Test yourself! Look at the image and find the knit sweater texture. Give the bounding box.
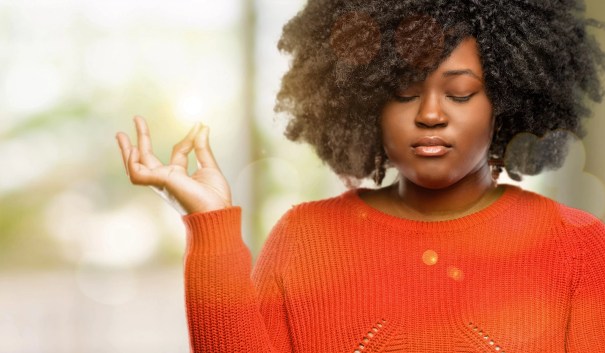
[182,184,605,353]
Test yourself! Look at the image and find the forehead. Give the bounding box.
[435,37,484,78]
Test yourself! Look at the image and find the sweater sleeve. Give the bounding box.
[182,206,296,353]
[565,214,605,352]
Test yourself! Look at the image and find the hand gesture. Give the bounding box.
[116,116,231,215]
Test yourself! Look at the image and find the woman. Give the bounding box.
[116,0,605,352]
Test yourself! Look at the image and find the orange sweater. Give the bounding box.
[182,184,605,353]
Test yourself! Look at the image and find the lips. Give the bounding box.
[411,136,452,157]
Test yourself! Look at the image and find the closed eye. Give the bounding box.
[393,95,418,103]
[447,93,476,103]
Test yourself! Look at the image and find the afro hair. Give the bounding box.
[274,0,605,184]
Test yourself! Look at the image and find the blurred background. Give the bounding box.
[0,0,603,352]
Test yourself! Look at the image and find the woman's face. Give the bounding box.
[381,37,494,189]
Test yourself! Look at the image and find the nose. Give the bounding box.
[415,95,448,128]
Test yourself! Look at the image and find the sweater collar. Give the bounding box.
[346,184,523,232]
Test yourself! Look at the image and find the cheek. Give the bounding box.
[475,107,495,148]
[455,99,494,144]
[468,117,494,143]
[455,118,494,169]
[380,103,413,151]
[380,118,411,161]
[382,126,405,154]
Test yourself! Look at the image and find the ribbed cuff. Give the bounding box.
[182,207,244,255]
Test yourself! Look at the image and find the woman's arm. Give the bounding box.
[565,216,605,352]
[116,116,293,352]
[183,207,296,353]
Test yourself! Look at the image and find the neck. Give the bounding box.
[391,165,500,221]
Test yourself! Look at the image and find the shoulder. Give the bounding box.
[264,188,364,248]
[517,185,605,234]
[513,186,605,256]
[555,202,605,254]
[266,188,358,233]
[506,185,603,228]
[255,189,360,272]
[489,185,604,247]
[283,188,362,222]
[556,202,605,230]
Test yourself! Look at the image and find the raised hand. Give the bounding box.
[116,115,232,215]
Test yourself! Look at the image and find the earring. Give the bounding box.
[373,153,386,186]
[488,156,503,183]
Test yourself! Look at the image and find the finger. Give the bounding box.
[116,132,133,176]
[134,115,153,154]
[194,125,220,170]
[169,123,201,169]
[133,115,163,168]
[127,148,164,186]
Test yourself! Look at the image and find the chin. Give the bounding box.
[415,180,456,190]
[407,173,460,190]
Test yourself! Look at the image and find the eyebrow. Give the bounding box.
[442,69,482,81]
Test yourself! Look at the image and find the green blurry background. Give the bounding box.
[0,0,603,352]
